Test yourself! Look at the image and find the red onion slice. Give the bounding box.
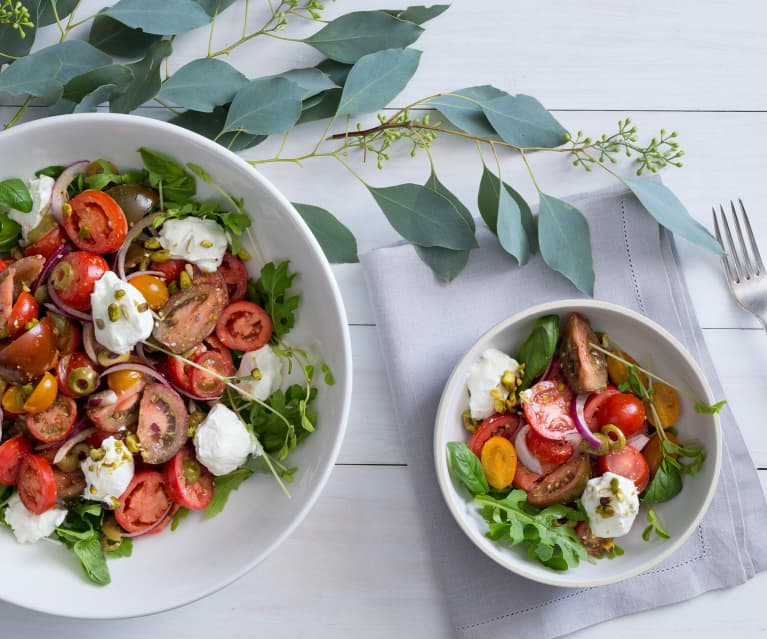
[82,322,100,363]
[121,503,174,538]
[31,243,71,292]
[46,283,92,322]
[127,270,165,281]
[50,160,89,223]
[514,424,543,474]
[52,427,96,465]
[116,212,161,280]
[98,361,172,390]
[627,432,650,452]
[572,393,602,450]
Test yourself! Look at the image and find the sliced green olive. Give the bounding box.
[55,442,91,473]
[601,423,627,453]
[182,457,201,484]
[68,366,98,395]
[97,348,131,367]
[578,432,611,456]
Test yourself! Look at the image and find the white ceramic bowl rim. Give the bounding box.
[434,299,722,587]
[0,113,353,617]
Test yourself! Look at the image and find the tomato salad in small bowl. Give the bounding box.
[0,149,331,585]
[435,300,723,587]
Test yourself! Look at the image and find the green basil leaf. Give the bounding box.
[73,535,111,585]
[446,442,489,496]
[223,77,305,135]
[0,178,32,212]
[104,0,210,35]
[292,202,359,264]
[88,14,162,58]
[205,468,254,519]
[0,212,22,252]
[643,457,683,504]
[517,315,560,389]
[158,58,248,112]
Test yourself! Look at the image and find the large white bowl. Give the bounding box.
[434,300,721,587]
[0,114,352,617]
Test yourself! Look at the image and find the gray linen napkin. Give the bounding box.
[361,183,767,639]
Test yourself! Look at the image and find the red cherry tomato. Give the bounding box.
[0,316,58,384]
[522,380,576,441]
[215,300,273,352]
[24,224,68,259]
[63,190,128,254]
[0,258,9,273]
[6,291,38,339]
[25,395,78,444]
[218,253,248,302]
[0,435,33,485]
[56,351,99,398]
[114,470,173,534]
[525,428,574,465]
[583,386,620,430]
[467,413,520,458]
[598,444,650,492]
[166,343,207,394]
[596,392,646,437]
[152,259,188,282]
[54,317,82,355]
[512,463,541,492]
[49,251,109,311]
[190,349,234,399]
[163,447,215,510]
[17,454,57,514]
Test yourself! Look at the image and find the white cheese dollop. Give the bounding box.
[4,492,66,543]
[81,436,135,507]
[467,348,520,420]
[235,344,284,401]
[194,404,260,476]
[158,218,228,272]
[581,472,640,538]
[91,271,154,355]
[7,175,54,242]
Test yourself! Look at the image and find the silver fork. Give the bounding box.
[713,199,767,328]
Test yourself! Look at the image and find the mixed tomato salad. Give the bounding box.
[0,149,328,584]
[447,313,719,571]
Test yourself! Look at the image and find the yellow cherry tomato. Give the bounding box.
[480,436,518,490]
[107,368,145,394]
[23,372,58,414]
[129,274,169,310]
[2,385,26,415]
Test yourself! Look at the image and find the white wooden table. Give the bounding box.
[3,1,767,636]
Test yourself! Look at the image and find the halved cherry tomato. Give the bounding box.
[107,368,146,394]
[114,470,173,534]
[583,385,620,430]
[643,432,681,477]
[129,274,168,310]
[204,334,234,370]
[522,380,576,441]
[22,371,58,414]
[49,251,109,311]
[647,382,681,428]
[480,436,518,490]
[0,316,58,384]
[152,259,187,282]
[26,395,77,443]
[53,468,87,499]
[215,300,273,352]
[218,253,248,302]
[190,349,234,399]
[467,413,520,458]
[87,388,141,433]
[596,392,646,437]
[24,224,68,259]
[52,316,82,355]
[56,352,99,398]
[512,463,541,492]
[163,446,215,510]
[2,385,26,415]
[136,383,188,464]
[17,454,57,514]
[166,343,207,394]
[0,258,9,273]
[63,190,128,254]
[525,428,574,465]
[0,435,32,485]
[598,444,650,492]
[6,291,38,339]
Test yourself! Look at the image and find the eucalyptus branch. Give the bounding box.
[0,0,34,39]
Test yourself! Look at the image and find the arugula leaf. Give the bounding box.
[446,441,488,495]
[475,490,587,570]
[642,505,671,541]
[249,261,300,339]
[642,456,682,504]
[171,506,190,531]
[138,147,196,203]
[694,400,727,415]
[516,315,560,390]
[205,467,254,518]
[662,438,706,475]
[83,163,148,191]
[0,178,32,212]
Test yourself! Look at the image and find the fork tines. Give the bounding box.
[712,199,765,284]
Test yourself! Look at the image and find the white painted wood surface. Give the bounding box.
[2,0,767,636]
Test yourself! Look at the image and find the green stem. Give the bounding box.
[519,149,542,192]
[4,95,32,130]
[153,98,181,115]
[260,451,291,498]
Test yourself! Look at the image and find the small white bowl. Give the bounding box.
[0,114,352,617]
[434,299,721,587]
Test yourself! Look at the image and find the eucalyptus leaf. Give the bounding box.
[63,64,134,102]
[0,50,62,101]
[270,68,337,99]
[74,84,116,112]
[414,245,470,282]
[477,166,536,250]
[481,94,568,148]
[368,183,477,250]
[49,97,77,115]
[194,0,239,16]
[304,11,424,63]
[104,0,210,35]
[425,169,475,231]
[296,89,342,125]
[171,107,266,151]
[158,58,247,112]
[110,39,173,113]
[223,77,305,135]
[497,184,531,265]
[293,203,359,263]
[336,48,421,116]
[538,193,594,295]
[315,59,352,86]
[623,178,724,254]
[383,5,450,24]
[429,85,504,138]
[88,14,162,58]
[48,41,115,84]
[0,0,40,63]
[37,0,79,27]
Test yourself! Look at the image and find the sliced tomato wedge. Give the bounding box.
[525,428,574,465]
[17,454,57,514]
[25,395,78,443]
[218,253,248,302]
[522,380,576,441]
[24,224,68,259]
[114,470,173,534]
[7,291,38,339]
[166,343,207,394]
[190,349,234,399]
[0,435,33,485]
[152,259,188,283]
[583,385,620,430]
[467,413,520,457]
[598,444,650,492]
[63,190,128,254]
[215,300,273,352]
[49,251,109,311]
[163,446,215,510]
[512,463,541,492]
